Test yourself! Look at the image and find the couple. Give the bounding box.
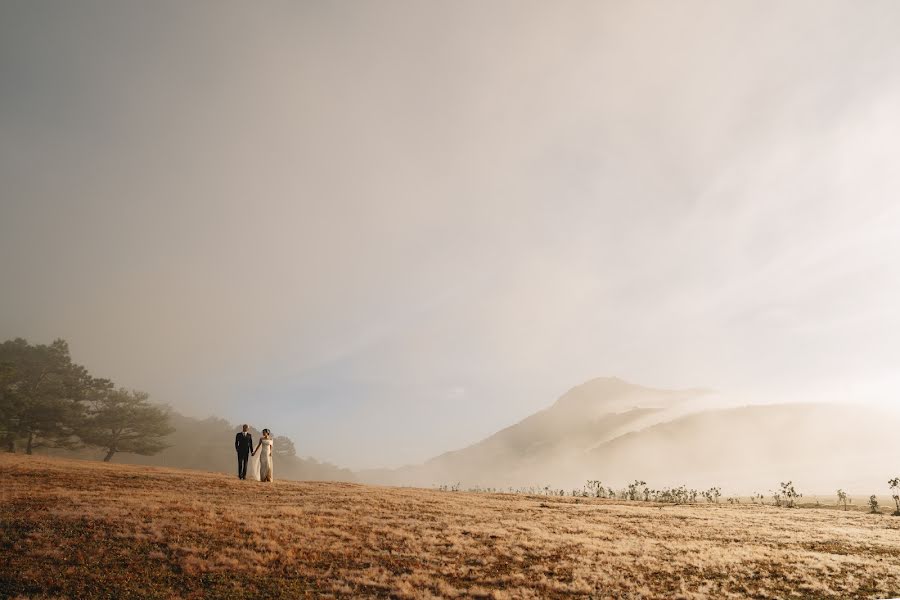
[234,424,274,482]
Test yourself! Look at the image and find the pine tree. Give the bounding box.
[78,388,174,462]
[0,338,100,453]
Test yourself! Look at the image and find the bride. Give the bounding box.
[251,429,274,482]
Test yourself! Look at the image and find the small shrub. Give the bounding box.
[836,489,849,511]
[889,478,900,516]
[650,485,693,505]
[869,495,880,514]
[780,481,802,508]
[702,487,722,504]
[627,480,647,501]
[586,480,604,498]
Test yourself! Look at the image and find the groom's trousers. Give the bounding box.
[237,450,250,479]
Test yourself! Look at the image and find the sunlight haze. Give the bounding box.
[2,0,900,469]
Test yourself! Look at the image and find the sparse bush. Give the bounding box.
[702,487,722,504]
[780,481,802,508]
[650,485,693,505]
[586,480,604,498]
[869,495,880,514]
[889,478,900,516]
[836,489,849,511]
[627,480,646,501]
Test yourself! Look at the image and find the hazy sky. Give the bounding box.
[2,1,900,468]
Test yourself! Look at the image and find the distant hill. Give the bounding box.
[34,377,899,493]
[582,402,898,492]
[358,377,712,487]
[359,377,899,493]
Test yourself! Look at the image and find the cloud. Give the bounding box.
[2,1,900,468]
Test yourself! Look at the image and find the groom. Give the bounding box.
[235,424,253,480]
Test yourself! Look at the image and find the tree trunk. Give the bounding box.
[3,431,14,453]
[103,448,116,462]
[25,431,34,455]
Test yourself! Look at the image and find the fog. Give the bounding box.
[357,378,899,494]
[2,1,900,471]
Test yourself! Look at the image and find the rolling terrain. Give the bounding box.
[361,378,900,493]
[3,454,900,599]
[26,376,896,496]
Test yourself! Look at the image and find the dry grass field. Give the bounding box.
[2,454,900,599]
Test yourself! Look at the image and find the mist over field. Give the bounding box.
[359,377,900,495]
[5,2,900,598]
[3,1,900,490]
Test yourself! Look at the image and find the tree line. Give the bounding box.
[0,337,172,462]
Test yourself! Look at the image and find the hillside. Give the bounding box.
[3,454,900,599]
[582,403,899,492]
[29,376,897,494]
[359,377,712,486]
[360,378,900,492]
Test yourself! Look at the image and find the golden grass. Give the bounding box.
[2,454,899,599]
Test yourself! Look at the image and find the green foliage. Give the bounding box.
[0,338,101,453]
[78,388,174,462]
[0,337,173,462]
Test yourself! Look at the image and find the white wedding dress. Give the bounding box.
[248,448,261,481]
[259,438,274,482]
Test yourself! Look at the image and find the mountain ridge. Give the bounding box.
[359,377,899,493]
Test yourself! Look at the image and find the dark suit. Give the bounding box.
[235,432,253,479]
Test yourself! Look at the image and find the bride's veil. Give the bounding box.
[248,449,261,481]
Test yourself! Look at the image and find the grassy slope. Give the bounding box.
[2,455,899,599]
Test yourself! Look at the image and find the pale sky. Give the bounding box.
[2,1,900,469]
